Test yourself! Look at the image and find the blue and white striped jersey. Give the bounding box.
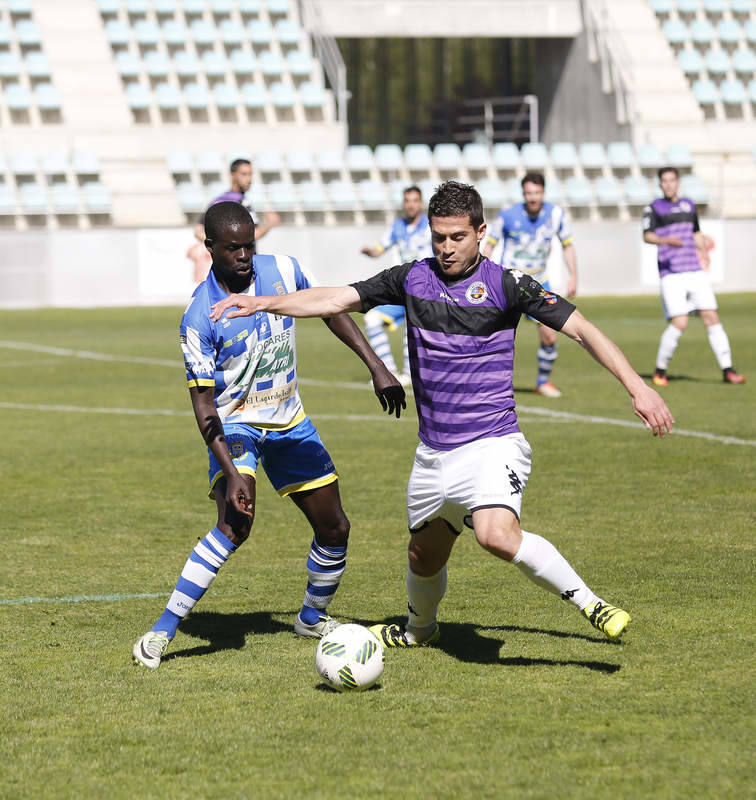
[377,214,432,263]
[180,253,316,429]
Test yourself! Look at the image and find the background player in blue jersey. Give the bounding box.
[133,203,405,669]
[209,182,674,652]
[483,172,578,398]
[359,185,432,386]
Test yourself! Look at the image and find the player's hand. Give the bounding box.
[264,211,281,228]
[371,367,406,418]
[665,236,684,247]
[566,277,577,298]
[226,474,254,517]
[210,294,260,321]
[360,246,374,257]
[631,385,675,438]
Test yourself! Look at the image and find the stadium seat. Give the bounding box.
[196,149,225,175]
[665,143,694,168]
[565,176,593,206]
[299,82,326,109]
[637,141,664,170]
[680,174,709,203]
[19,183,47,213]
[183,82,210,109]
[550,141,578,171]
[404,143,433,173]
[153,0,178,14]
[202,50,230,79]
[594,175,622,206]
[649,0,673,13]
[286,149,314,177]
[182,0,206,15]
[703,0,726,14]
[749,78,756,102]
[72,149,101,175]
[51,182,80,214]
[0,183,17,215]
[492,142,520,171]
[210,0,235,15]
[476,178,506,208]
[5,83,32,111]
[746,20,756,46]
[115,51,142,79]
[230,49,257,77]
[693,77,720,104]
[255,148,285,177]
[144,51,172,79]
[677,0,700,14]
[126,0,149,15]
[520,142,548,170]
[0,22,12,48]
[716,19,743,46]
[162,20,190,48]
[623,175,652,206]
[173,50,201,79]
[732,49,756,76]
[704,48,730,76]
[275,19,302,47]
[462,142,491,172]
[730,0,752,13]
[155,82,182,110]
[433,143,462,172]
[505,177,523,204]
[578,142,607,171]
[35,83,62,113]
[358,179,387,210]
[662,19,688,46]
[15,20,42,47]
[316,148,345,175]
[346,145,374,175]
[248,20,274,48]
[720,78,746,104]
[259,50,285,78]
[126,82,152,110]
[239,0,263,16]
[167,149,194,175]
[678,48,704,75]
[691,19,716,47]
[10,150,37,175]
[267,180,297,210]
[178,182,205,213]
[134,20,161,48]
[297,180,327,211]
[214,82,240,109]
[0,52,22,79]
[287,50,314,79]
[41,150,68,175]
[219,19,245,48]
[241,82,267,109]
[607,142,636,173]
[191,20,218,48]
[97,0,120,15]
[328,180,357,210]
[375,144,404,172]
[105,20,131,47]
[269,81,296,108]
[267,0,291,15]
[245,182,266,211]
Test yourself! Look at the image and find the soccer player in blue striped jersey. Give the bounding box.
[209,181,675,650]
[483,172,578,398]
[132,202,405,669]
[360,185,432,386]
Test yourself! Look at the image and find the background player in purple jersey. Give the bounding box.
[209,181,674,650]
[643,167,746,386]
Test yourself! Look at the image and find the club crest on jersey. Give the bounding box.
[539,288,558,305]
[273,281,286,296]
[465,281,489,304]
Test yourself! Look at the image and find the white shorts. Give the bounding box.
[406,433,532,534]
[660,270,718,320]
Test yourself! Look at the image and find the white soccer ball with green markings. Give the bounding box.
[315,624,385,692]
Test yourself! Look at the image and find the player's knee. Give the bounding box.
[475,526,521,562]
[219,517,252,547]
[314,512,350,548]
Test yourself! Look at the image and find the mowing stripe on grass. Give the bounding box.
[0,592,164,606]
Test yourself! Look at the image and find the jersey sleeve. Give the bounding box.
[502,270,576,331]
[349,261,414,311]
[642,203,661,233]
[292,256,319,290]
[375,221,398,254]
[690,203,700,233]
[486,210,506,247]
[556,206,574,246]
[179,296,217,388]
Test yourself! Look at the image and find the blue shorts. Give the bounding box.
[208,416,337,499]
[368,304,405,330]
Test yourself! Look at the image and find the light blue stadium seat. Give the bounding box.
[269,81,296,108]
[594,175,622,206]
[287,50,314,78]
[255,148,285,175]
[505,177,523,204]
[202,50,229,78]
[346,145,374,174]
[210,0,235,14]
[231,49,257,76]
[676,0,699,14]
[286,149,314,175]
[0,52,22,79]
[105,20,131,47]
[678,48,704,75]
[328,180,356,210]
[182,0,206,15]
[477,178,507,208]
[20,183,48,213]
[433,143,462,171]
[51,183,80,214]
[404,143,433,172]
[134,20,161,47]
[623,175,651,205]
[191,20,217,47]
[691,19,716,46]
[126,0,150,15]
[565,176,593,206]
[0,22,12,47]
[8,0,33,14]
[295,181,324,211]
[145,51,172,78]
[462,142,491,172]
[219,19,245,48]
[115,51,142,79]
[607,141,635,170]
[746,20,756,45]
[649,0,673,13]
[492,142,520,171]
[550,141,578,170]
[316,148,345,174]
[173,50,201,78]
[266,0,291,15]
[10,150,37,174]
[196,149,224,175]
[41,151,68,175]
[15,20,42,46]
[703,0,726,14]
[358,180,387,209]
[267,180,297,210]
[544,176,564,205]
[241,82,267,108]
[730,0,752,13]
[245,183,266,211]
[248,20,274,47]
[275,20,301,47]
[693,77,720,104]
[720,77,746,103]
[375,144,404,172]
[299,82,326,108]
[749,78,756,102]
[665,143,694,168]
[35,83,62,112]
[154,0,179,13]
[715,18,742,45]
[680,174,709,203]
[259,50,284,78]
[126,82,152,110]
[155,82,181,110]
[167,149,194,174]
[0,184,17,214]
[579,142,607,170]
[97,0,120,14]
[214,82,240,109]
[732,49,756,76]
[162,20,190,47]
[705,48,730,75]
[177,183,206,213]
[520,142,548,170]
[72,150,101,175]
[6,83,32,110]
[204,179,226,201]
[637,141,664,169]
[238,0,262,16]
[184,82,210,108]
[663,19,688,45]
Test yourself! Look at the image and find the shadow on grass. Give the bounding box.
[638,372,707,383]
[164,610,294,663]
[361,617,622,674]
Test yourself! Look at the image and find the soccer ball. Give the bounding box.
[315,624,385,692]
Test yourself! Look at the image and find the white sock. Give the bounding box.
[405,565,447,641]
[655,324,683,370]
[512,530,594,610]
[706,323,732,370]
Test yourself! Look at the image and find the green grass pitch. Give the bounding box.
[0,294,753,799]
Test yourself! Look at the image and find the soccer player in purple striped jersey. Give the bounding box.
[210,181,675,648]
[643,167,746,386]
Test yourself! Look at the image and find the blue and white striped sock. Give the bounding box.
[299,538,347,625]
[365,315,398,374]
[152,528,237,639]
[537,343,558,386]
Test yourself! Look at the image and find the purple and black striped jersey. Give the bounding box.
[643,197,701,278]
[351,257,576,451]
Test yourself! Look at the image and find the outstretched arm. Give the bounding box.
[210,285,362,321]
[322,314,406,418]
[560,310,675,437]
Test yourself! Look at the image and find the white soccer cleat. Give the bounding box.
[294,613,340,639]
[132,631,171,670]
[535,381,562,398]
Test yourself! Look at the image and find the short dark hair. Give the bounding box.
[230,158,251,173]
[428,180,484,228]
[658,166,679,180]
[404,185,422,198]
[204,201,254,240]
[521,172,545,188]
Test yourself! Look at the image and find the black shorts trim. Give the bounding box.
[409,518,463,536]
[464,504,520,529]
